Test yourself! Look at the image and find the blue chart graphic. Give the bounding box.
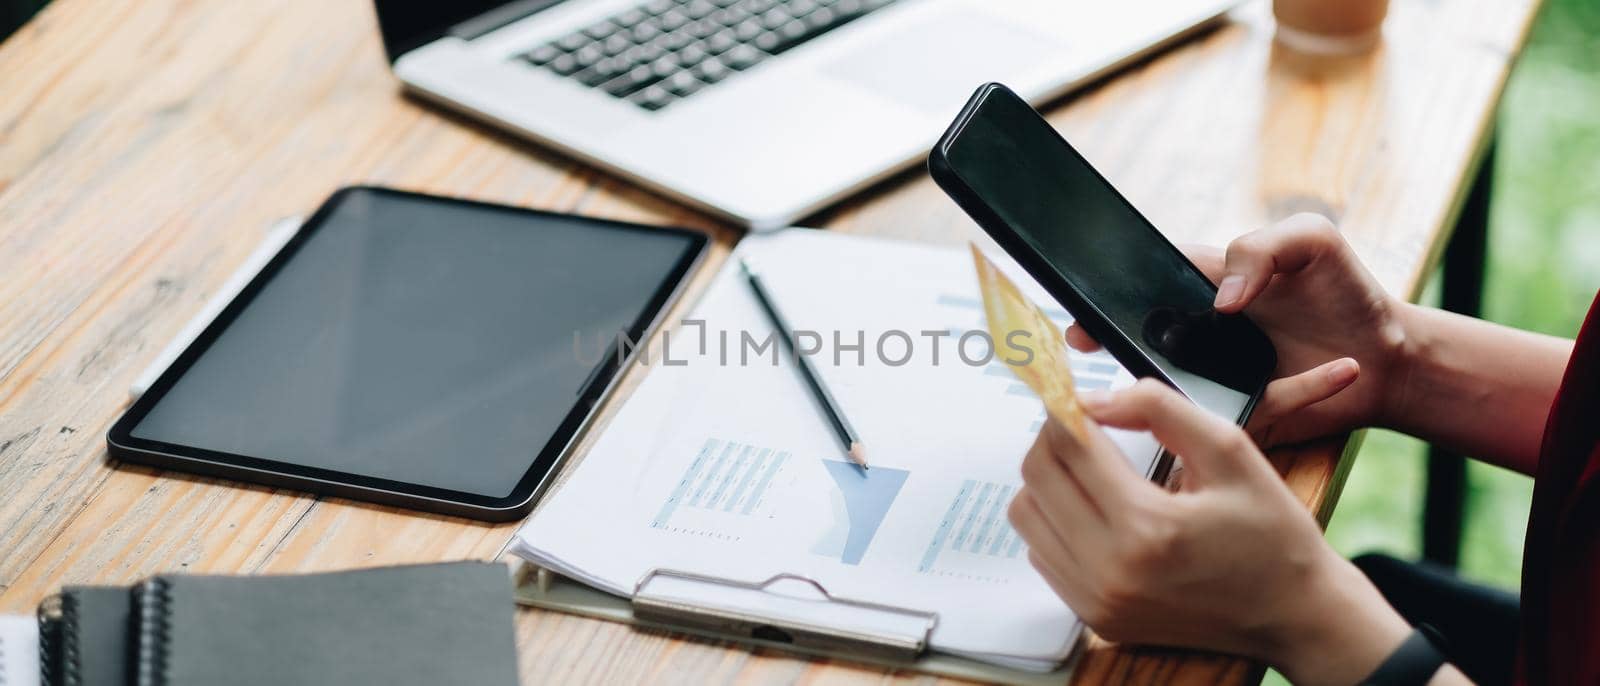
[987,361,1121,434]
[987,359,1119,392]
[936,291,1124,433]
[918,479,1025,575]
[810,460,910,565]
[936,293,1070,321]
[651,438,789,532]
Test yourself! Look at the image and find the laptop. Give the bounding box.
[378,0,1237,230]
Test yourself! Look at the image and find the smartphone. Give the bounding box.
[928,83,1276,426]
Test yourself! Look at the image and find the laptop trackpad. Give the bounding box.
[822,9,1062,114]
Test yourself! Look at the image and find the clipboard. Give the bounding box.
[509,561,1080,686]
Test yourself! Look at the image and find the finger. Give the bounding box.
[1012,492,1096,609]
[1018,426,1119,554]
[1177,243,1225,284]
[1040,413,1158,507]
[1081,380,1260,485]
[1065,323,1103,353]
[1214,213,1344,313]
[1246,358,1359,438]
[1011,490,1088,584]
[1028,549,1096,619]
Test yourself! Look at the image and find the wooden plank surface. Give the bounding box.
[0,0,1539,683]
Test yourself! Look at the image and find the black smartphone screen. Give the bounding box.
[933,84,1275,423]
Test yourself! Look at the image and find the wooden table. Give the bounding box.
[0,0,1540,682]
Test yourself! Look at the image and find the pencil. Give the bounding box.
[741,259,869,470]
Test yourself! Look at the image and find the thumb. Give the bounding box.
[1246,358,1360,440]
[1215,213,1341,312]
[1082,379,1266,487]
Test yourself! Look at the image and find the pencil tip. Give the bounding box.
[848,442,868,469]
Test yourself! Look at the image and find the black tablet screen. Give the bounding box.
[122,188,703,504]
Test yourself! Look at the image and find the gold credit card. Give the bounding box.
[970,243,1089,442]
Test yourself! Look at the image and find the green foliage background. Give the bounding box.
[1325,0,1600,591]
[1272,0,1599,683]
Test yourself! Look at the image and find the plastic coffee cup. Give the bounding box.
[1273,0,1389,55]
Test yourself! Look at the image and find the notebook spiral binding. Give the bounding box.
[133,579,173,686]
[58,592,82,686]
[36,594,62,686]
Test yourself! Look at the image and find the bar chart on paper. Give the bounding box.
[810,460,910,565]
[918,479,1027,584]
[935,292,1125,434]
[650,438,791,540]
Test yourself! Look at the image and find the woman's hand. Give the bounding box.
[1010,380,1415,685]
[1065,213,1413,446]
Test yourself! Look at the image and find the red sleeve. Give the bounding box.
[1517,291,1600,686]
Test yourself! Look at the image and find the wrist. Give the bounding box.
[1375,301,1432,431]
[1265,556,1413,686]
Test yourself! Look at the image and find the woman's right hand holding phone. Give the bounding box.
[1066,213,1416,447]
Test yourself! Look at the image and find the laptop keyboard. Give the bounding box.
[517,0,900,112]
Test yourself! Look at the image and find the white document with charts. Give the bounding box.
[509,229,1162,671]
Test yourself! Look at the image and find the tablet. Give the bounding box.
[109,187,708,521]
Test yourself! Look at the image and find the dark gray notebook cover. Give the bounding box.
[37,585,135,686]
[131,562,518,686]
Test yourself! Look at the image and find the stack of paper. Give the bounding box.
[511,229,1161,671]
[0,615,42,686]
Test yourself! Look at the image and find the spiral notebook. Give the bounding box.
[35,586,134,686]
[25,562,518,686]
[128,563,518,686]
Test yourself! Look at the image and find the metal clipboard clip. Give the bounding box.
[629,568,939,662]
